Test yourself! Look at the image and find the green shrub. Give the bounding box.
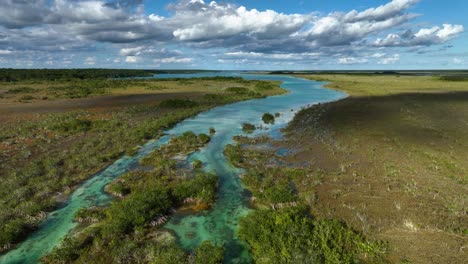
[192,159,203,169]
[103,185,172,236]
[146,85,168,90]
[264,184,296,204]
[19,95,35,101]
[51,118,92,133]
[159,99,199,108]
[239,207,387,263]
[106,181,130,197]
[439,76,468,81]
[172,173,218,203]
[6,87,37,94]
[242,123,256,133]
[226,87,249,94]
[262,113,275,124]
[203,94,225,101]
[43,236,84,263]
[255,81,275,90]
[0,219,34,246]
[209,127,216,134]
[74,207,106,223]
[224,144,243,165]
[195,241,224,264]
[151,243,188,263]
[197,133,211,144]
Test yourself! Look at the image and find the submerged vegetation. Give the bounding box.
[239,207,387,263]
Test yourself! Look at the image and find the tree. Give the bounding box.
[195,241,224,264]
[262,113,275,124]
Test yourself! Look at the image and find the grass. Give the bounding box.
[301,74,468,96]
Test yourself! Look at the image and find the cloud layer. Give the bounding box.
[0,0,464,68]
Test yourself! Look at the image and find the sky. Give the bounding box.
[0,0,466,70]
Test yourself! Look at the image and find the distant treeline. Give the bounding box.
[269,70,468,77]
[439,75,468,81]
[0,69,217,82]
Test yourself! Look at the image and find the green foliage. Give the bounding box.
[74,207,106,223]
[195,241,224,264]
[172,173,218,203]
[203,94,225,102]
[6,87,37,94]
[197,133,211,145]
[0,69,156,82]
[19,95,35,101]
[262,113,275,124]
[103,184,172,236]
[192,159,203,169]
[439,76,468,81]
[51,118,93,133]
[242,123,256,133]
[160,99,199,108]
[224,144,243,165]
[255,81,275,90]
[243,169,297,205]
[264,185,296,204]
[226,87,249,94]
[47,80,112,98]
[43,235,94,263]
[151,242,189,263]
[106,181,131,197]
[141,131,211,161]
[146,85,169,90]
[239,207,387,264]
[0,219,34,246]
[209,127,216,134]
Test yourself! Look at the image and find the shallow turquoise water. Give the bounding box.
[0,73,346,264]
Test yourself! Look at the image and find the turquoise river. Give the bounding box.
[0,73,346,264]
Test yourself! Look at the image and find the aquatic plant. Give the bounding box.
[242,123,256,133]
[262,112,275,124]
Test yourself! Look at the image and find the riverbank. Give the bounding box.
[238,74,467,263]
[0,73,286,256]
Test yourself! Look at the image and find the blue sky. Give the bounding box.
[0,0,466,69]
